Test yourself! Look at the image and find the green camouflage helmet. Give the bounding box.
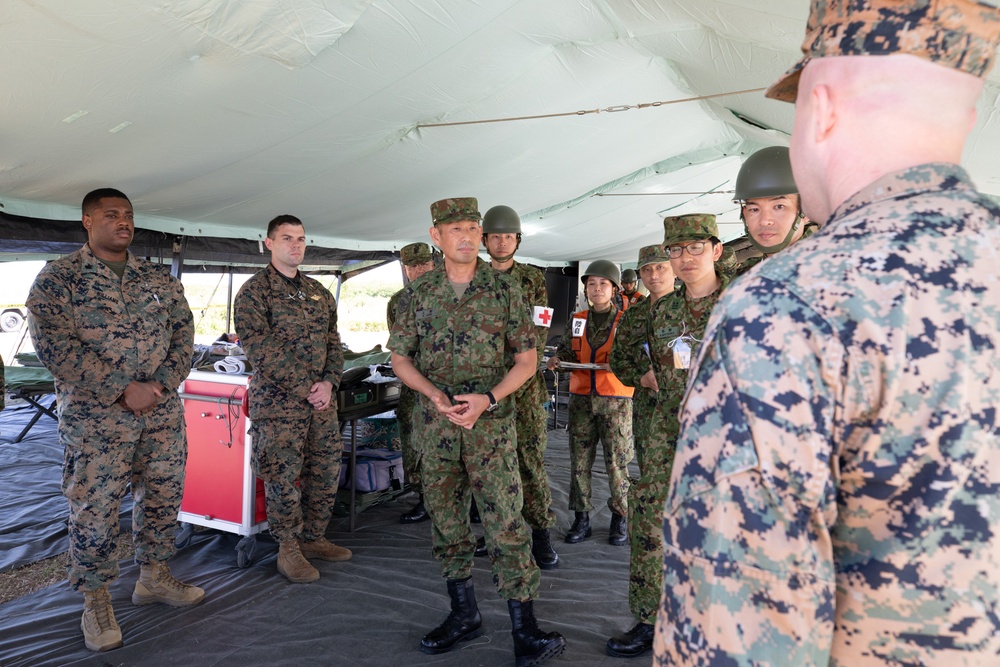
[637,244,670,268]
[663,214,718,246]
[482,205,522,234]
[734,147,798,202]
[581,259,621,289]
[400,242,433,266]
[621,268,638,283]
[430,197,481,226]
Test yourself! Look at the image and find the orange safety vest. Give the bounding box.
[568,309,634,398]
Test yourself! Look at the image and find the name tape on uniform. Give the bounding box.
[571,317,586,337]
[533,306,554,327]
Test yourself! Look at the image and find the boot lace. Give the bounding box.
[151,562,190,593]
[89,588,116,630]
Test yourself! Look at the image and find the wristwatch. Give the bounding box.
[485,390,499,412]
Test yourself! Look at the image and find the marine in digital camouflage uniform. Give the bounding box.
[548,259,633,546]
[387,242,435,524]
[27,188,202,653]
[389,197,565,664]
[234,214,349,584]
[655,2,1000,665]
[482,204,559,569]
[733,145,819,276]
[607,216,732,658]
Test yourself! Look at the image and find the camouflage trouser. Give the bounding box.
[60,395,187,591]
[567,393,633,516]
[628,412,677,624]
[251,407,342,543]
[514,371,555,530]
[631,389,657,476]
[396,385,421,493]
[418,402,540,601]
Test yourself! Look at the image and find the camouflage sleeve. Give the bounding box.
[322,293,343,389]
[655,279,839,666]
[26,265,134,406]
[525,267,549,355]
[609,307,647,387]
[386,291,399,331]
[504,280,536,355]
[553,314,577,363]
[148,274,194,392]
[387,288,418,359]
[234,277,314,400]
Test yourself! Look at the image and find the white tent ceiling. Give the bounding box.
[3,0,1000,266]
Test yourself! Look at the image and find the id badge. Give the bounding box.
[672,338,692,369]
[571,317,587,337]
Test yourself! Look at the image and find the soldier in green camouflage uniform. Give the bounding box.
[234,214,350,585]
[655,2,1000,665]
[389,197,565,665]
[387,242,435,524]
[604,215,731,658]
[733,145,819,275]
[548,260,633,546]
[481,204,559,570]
[26,188,203,653]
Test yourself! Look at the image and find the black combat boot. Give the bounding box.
[508,599,567,667]
[564,512,591,543]
[609,512,627,546]
[419,577,483,654]
[606,621,654,658]
[531,529,559,570]
[469,496,482,524]
[474,535,488,557]
[400,494,430,524]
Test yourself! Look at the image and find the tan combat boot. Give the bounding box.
[82,586,122,652]
[299,537,352,562]
[132,561,205,607]
[277,540,320,582]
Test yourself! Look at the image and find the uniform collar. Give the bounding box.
[80,242,138,277]
[831,163,973,224]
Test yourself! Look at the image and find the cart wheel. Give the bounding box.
[175,523,195,549]
[236,536,257,568]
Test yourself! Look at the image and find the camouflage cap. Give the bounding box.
[400,242,433,266]
[767,0,1000,102]
[663,214,719,246]
[430,197,481,226]
[637,244,671,268]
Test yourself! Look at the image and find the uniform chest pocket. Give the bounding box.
[472,306,506,336]
[73,290,124,344]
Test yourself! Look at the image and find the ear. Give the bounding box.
[811,83,836,144]
[712,242,724,261]
[429,225,441,247]
[82,213,91,231]
[264,236,274,251]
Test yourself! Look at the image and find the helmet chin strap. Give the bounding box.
[485,235,520,263]
[488,250,516,263]
[746,212,803,255]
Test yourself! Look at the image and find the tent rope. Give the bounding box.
[416,87,766,128]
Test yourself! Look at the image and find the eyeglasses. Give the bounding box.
[667,242,708,258]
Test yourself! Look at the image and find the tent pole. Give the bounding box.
[226,270,233,335]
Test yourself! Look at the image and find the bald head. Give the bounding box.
[790,54,984,222]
